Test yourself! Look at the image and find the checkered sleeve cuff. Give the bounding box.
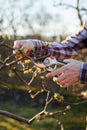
[80,62,87,84]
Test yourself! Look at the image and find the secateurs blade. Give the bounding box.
[34,57,67,72]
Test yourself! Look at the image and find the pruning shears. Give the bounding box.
[34,57,67,72]
[13,48,67,72]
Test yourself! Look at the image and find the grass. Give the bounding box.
[0,101,87,130]
[0,86,87,130]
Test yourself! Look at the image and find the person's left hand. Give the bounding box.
[13,40,34,59]
[46,59,82,88]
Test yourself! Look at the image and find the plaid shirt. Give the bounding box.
[32,26,87,84]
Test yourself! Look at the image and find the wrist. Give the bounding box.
[29,40,34,51]
[31,40,50,59]
[80,62,87,83]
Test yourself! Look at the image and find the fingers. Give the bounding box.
[13,40,25,59]
[52,71,79,88]
[58,77,76,87]
[13,40,23,49]
[63,59,73,63]
[46,65,68,78]
[46,59,81,88]
[13,40,27,49]
[13,40,34,51]
[59,79,78,88]
[13,40,34,60]
[46,58,74,78]
[53,74,77,88]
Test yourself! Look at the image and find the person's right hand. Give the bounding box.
[13,40,34,59]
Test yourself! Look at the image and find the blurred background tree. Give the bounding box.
[0,0,86,40]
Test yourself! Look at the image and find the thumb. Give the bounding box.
[63,59,73,63]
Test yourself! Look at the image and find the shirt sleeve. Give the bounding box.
[31,26,87,84]
[80,62,87,83]
[47,26,87,60]
[32,26,87,60]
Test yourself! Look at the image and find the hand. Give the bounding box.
[13,40,34,58]
[46,59,82,88]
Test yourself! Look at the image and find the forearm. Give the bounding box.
[32,27,87,60]
[48,27,87,60]
[32,40,49,59]
[80,62,87,84]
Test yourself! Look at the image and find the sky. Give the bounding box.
[0,0,87,37]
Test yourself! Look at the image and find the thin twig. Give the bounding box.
[13,70,28,85]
